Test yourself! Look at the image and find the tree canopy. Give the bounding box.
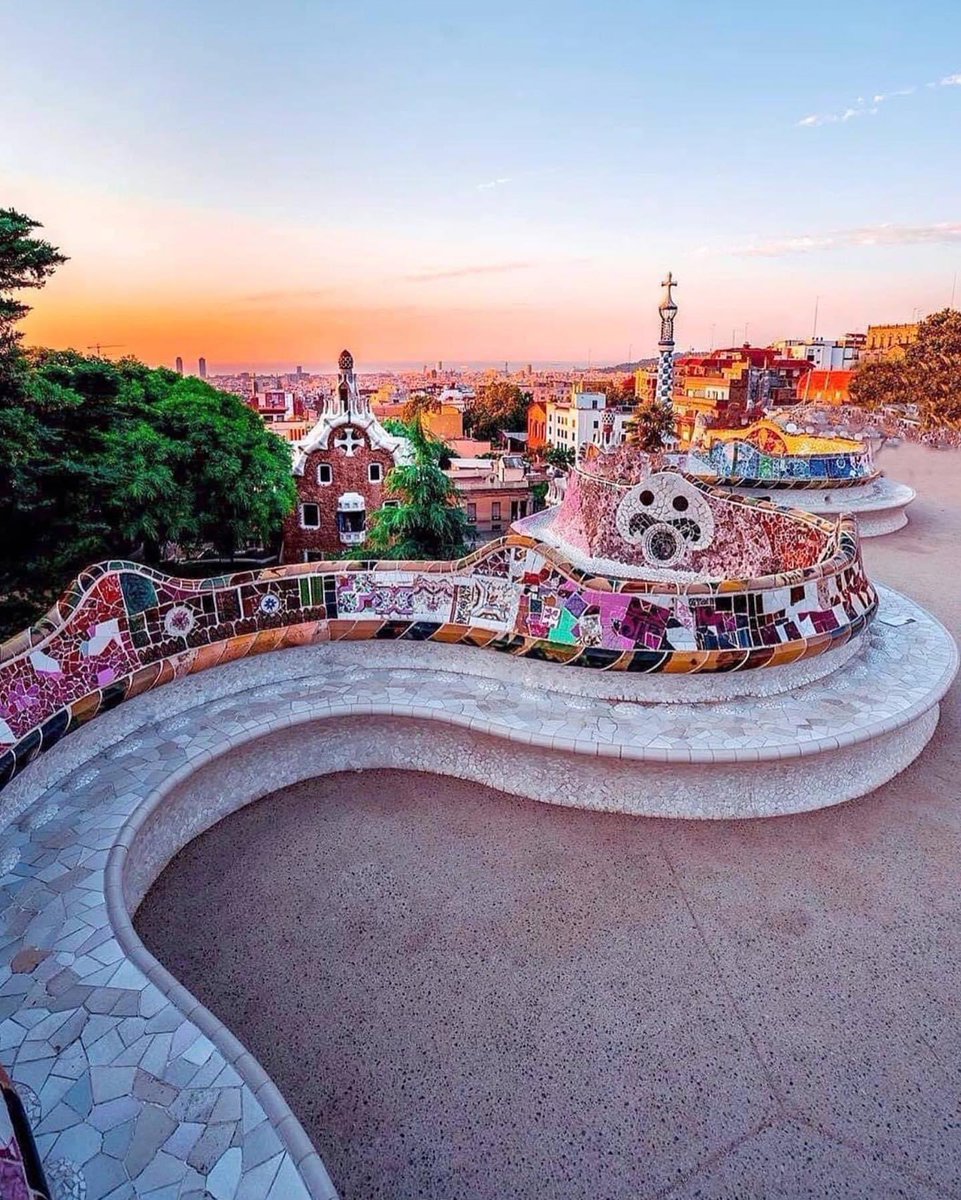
[0,208,67,354]
[544,444,576,470]
[850,308,961,429]
[364,419,469,560]
[0,209,296,636]
[464,381,530,441]
[626,400,676,451]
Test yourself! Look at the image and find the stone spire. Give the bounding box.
[655,272,678,408]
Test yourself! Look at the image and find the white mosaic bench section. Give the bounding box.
[0,585,955,1199]
[718,476,916,538]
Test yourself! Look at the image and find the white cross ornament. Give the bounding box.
[334,427,365,457]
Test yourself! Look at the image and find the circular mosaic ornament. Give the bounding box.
[615,472,714,566]
[258,593,282,616]
[163,604,196,638]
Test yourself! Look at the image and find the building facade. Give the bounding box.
[671,347,812,443]
[281,350,411,562]
[863,323,919,361]
[527,399,548,454]
[773,335,863,370]
[795,368,856,406]
[446,455,534,540]
[545,388,633,457]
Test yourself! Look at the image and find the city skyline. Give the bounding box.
[4,0,961,366]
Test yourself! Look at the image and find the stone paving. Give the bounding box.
[138,766,960,1200]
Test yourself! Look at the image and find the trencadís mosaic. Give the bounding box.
[686,418,876,488]
[0,476,876,790]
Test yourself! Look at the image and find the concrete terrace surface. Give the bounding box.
[135,441,961,1200]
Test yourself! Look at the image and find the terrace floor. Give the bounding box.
[135,441,961,1200]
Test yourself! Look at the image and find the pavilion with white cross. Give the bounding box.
[283,350,414,560]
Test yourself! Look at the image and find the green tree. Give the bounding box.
[626,400,675,451]
[0,210,298,635]
[0,212,69,632]
[365,419,469,559]
[0,208,67,361]
[464,381,530,441]
[848,358,906,412]
[103,373,296,559]
[401,391,438,424]
[851,309,961,429]
[544,444,576,470]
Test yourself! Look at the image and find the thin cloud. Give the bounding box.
[476,177,512,191]
[237,288,336,303]
[797,74,957,127]
[722,222,961,257]
[405,261,534,282]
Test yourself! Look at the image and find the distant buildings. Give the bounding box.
[198,357,207,379]
[671,347,811,443]
[544,387,634,457]
[863,322,919,362]
[446,455,533,539]
[772,334,864,371]
[175,356,183,374]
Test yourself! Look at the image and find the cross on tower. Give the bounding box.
[334,427,365,457]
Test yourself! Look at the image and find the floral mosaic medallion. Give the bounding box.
[615,472,715,567]
[258,592,282,616]
[163,604,196,639]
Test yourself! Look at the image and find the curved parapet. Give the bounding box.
[685,418,876,488]
[0,501,877,789]
[726,476,917,538]
[686,441,877,488]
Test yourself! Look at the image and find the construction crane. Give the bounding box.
[86,343,124,357]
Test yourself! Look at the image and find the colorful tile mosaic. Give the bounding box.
[685,420,876,489]
[0,474,878,790]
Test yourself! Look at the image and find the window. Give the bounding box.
[301,503,320,528]
[368,462,383,483]
[317,463,332,485]
[491,501,502,520]
[467,502,477,523]
[382,498,400,509]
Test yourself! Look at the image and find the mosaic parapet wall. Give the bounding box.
[687,441,876,488]
[531,464,842,576]
[685,419,876,489]
[0,521,876,790]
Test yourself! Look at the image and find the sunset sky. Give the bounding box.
[4,0,961,370]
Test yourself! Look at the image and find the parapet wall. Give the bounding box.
[0,526,877,789]
[688,440,876,488]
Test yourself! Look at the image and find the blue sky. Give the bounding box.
[3,0,960,367]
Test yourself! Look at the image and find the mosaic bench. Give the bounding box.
[0,583,956,1197]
